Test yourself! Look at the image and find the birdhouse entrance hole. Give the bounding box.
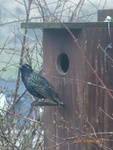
[56,53,69,75]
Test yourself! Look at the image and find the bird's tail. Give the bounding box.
[53,94,64,107]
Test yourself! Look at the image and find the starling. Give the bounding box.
[20,64,63,106]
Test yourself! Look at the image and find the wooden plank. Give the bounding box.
[21,22,113,29]
[43,29,84,149]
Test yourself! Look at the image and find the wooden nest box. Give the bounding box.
[21,10,113,150]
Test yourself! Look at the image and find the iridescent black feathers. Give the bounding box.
[20,64,63,106]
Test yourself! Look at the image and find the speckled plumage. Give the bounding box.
[20,64,63,106]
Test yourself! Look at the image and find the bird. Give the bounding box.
[19,64,63,106]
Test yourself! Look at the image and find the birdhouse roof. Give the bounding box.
[21,22,113,29]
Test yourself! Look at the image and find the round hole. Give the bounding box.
[56,53,69,75]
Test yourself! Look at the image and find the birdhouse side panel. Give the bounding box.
[43,29,85,149]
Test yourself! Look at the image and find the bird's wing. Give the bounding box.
[28,73,56,99]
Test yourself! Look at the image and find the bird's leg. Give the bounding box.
[31,98,45,106]
[31,97,39,105]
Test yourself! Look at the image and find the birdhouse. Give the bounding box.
[21,10,113,150]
